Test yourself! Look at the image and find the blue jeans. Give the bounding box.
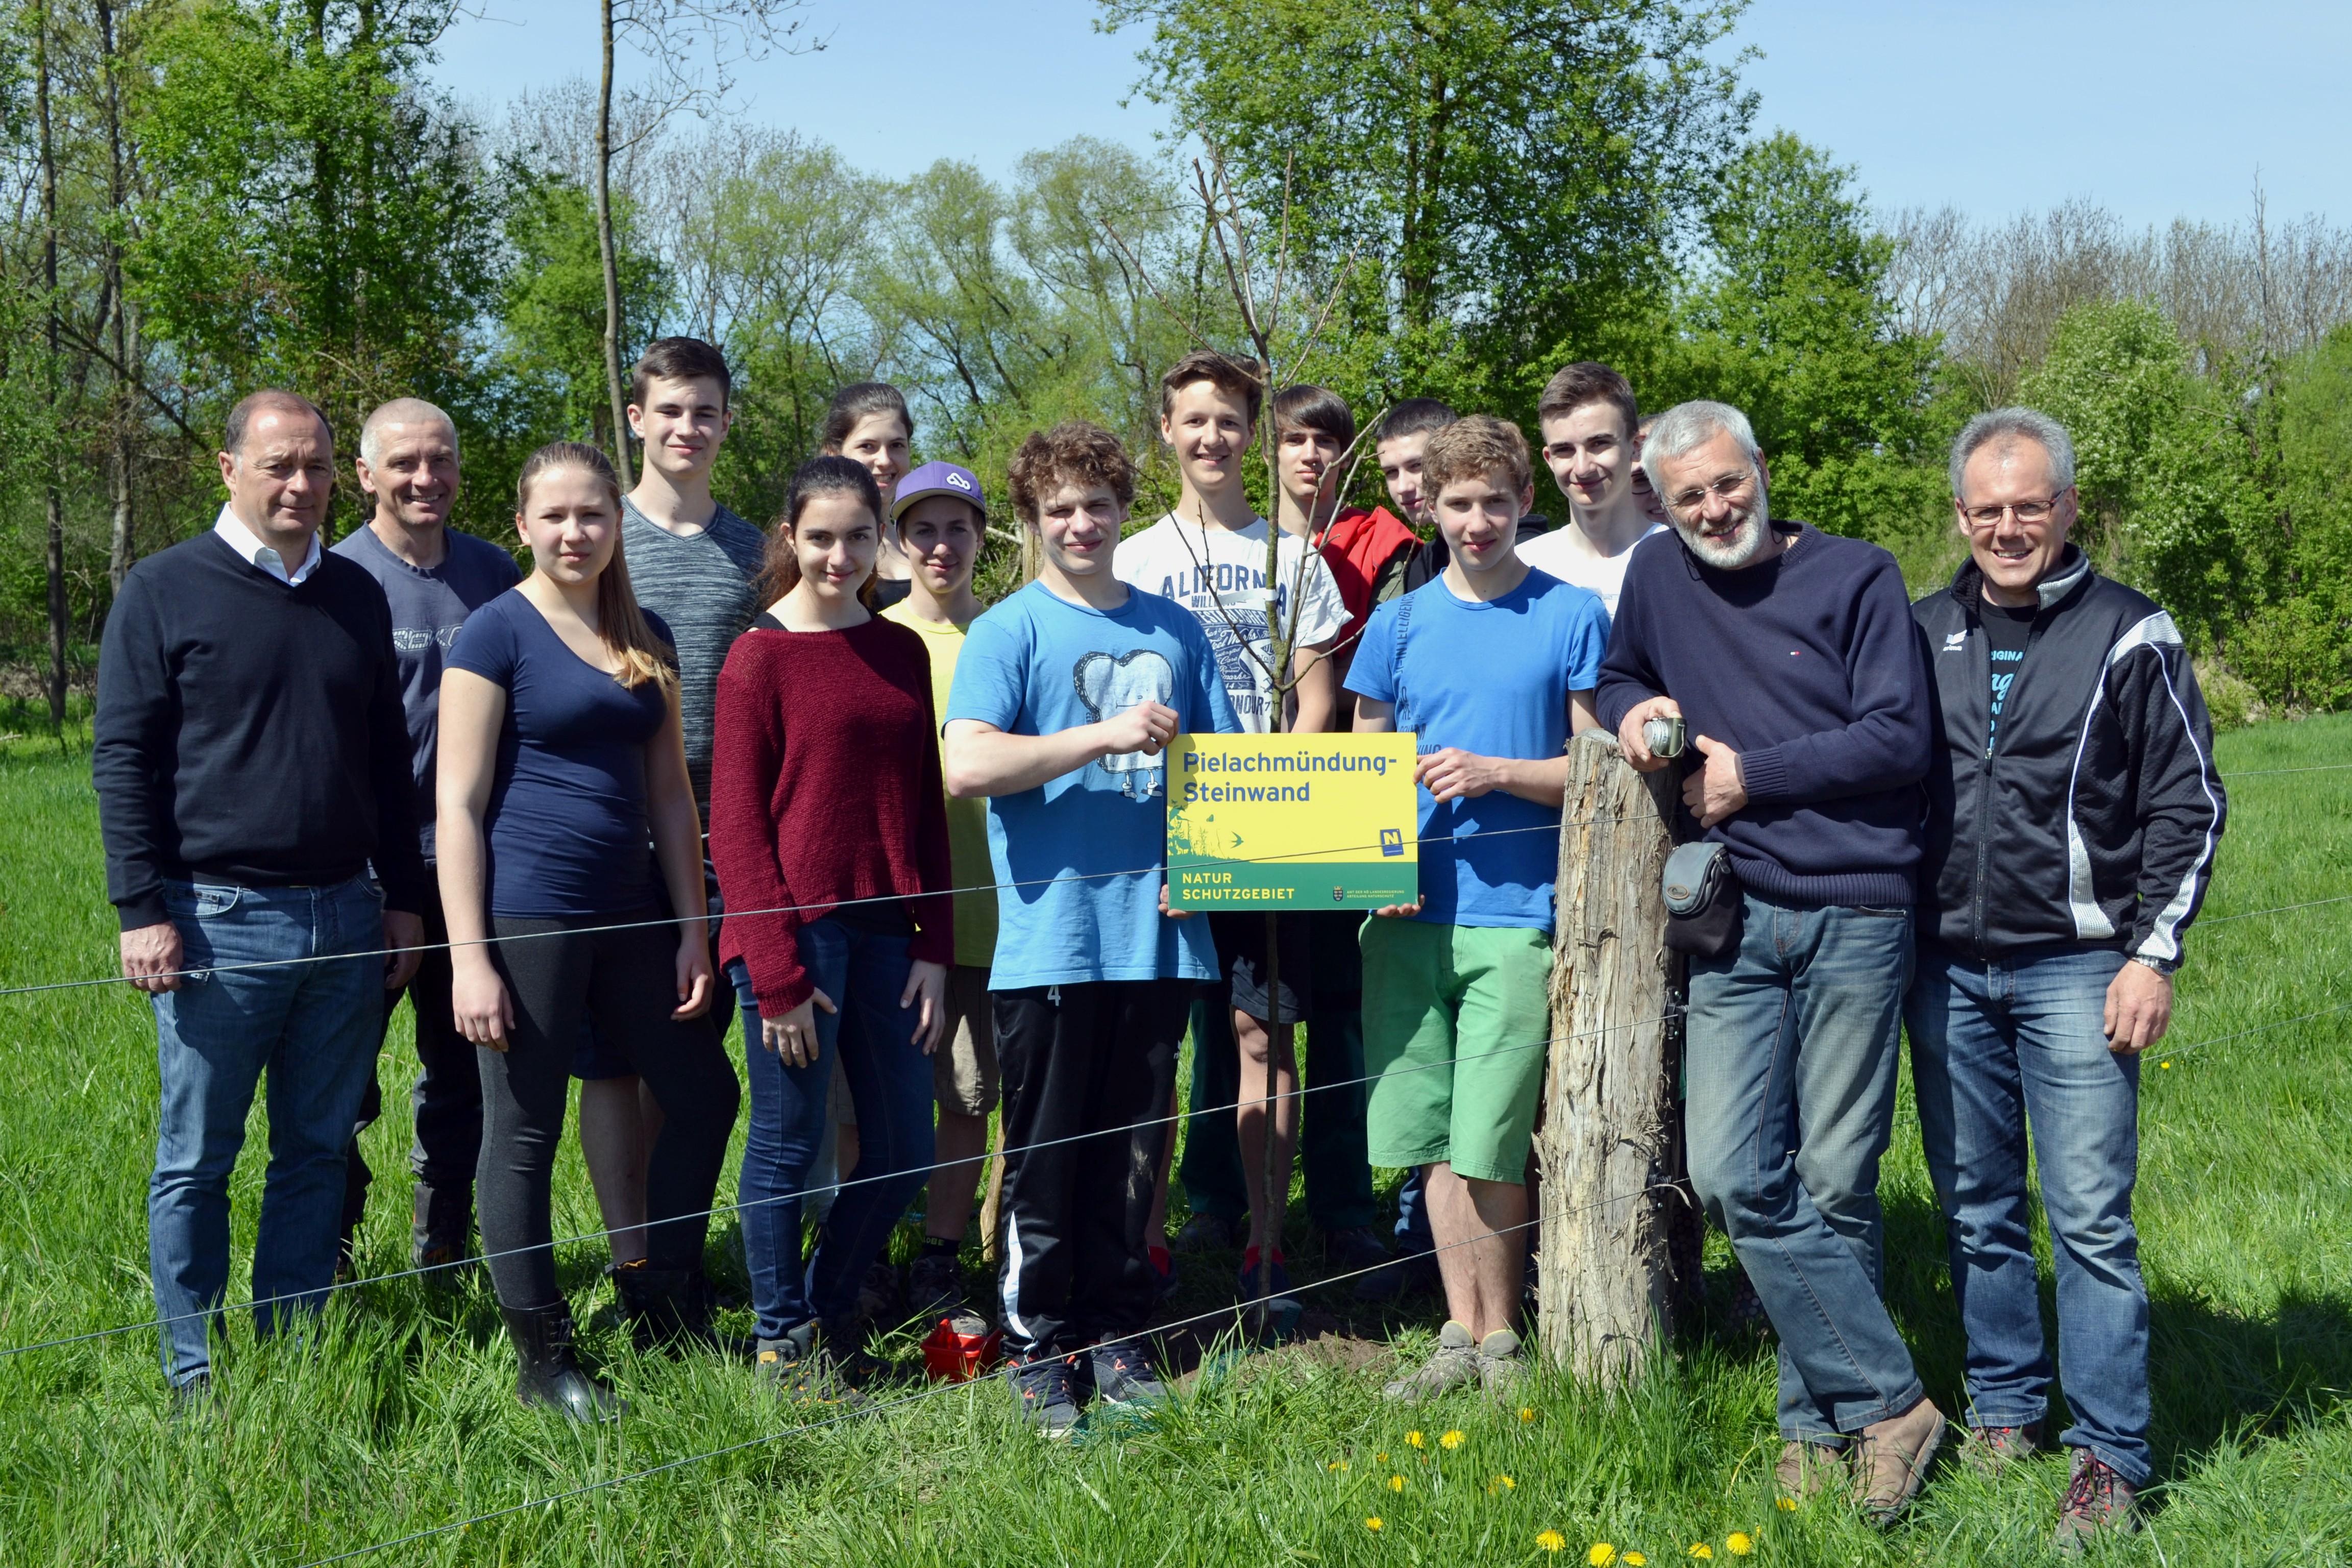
[1906,941,2149,1484]
[148,875,386,1387]
[1685,891,1922,1440]
[729,919,935,1341]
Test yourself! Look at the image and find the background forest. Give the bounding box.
[4,0,2350,725]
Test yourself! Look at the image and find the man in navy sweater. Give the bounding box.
[1598,400,1943,1523]
[95,390,427,1402]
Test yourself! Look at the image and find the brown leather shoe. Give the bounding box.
[1854,1398,1945,1524]
[1962,1420,2042,1474]
[2054,1449,2139,1552]
[1775,1439,1847,1503]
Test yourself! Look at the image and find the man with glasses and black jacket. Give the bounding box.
[1907,407,2225,1551]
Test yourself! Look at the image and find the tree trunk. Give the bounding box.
[595,0,634,488]
[1535,731,1679,1386]
[38,0,64,725]
[102,0,136,597]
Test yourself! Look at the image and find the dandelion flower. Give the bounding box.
[1365,1516,1383,1532]
[1589,1545,1616,1566]
[1689,1548,1713,1561]
[1407,1430,1426,1449]
[1328,1459,1349,1472]
[1775,1496,1795,1511]
[1389,1475,1406,1492]
[1626,1555,1647,1566]
[1726,1533,1754,1557]
[1487,1475,1516,1494]
[1439,1429,1465,1450]
[2160,1061,2172,1069]
[1375,1451,1388,1462]
[1536,1531,1567,1554]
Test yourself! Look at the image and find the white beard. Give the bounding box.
[1673,483,1774,570]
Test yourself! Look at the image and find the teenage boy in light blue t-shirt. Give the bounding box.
[943,420,1239,1437]
[1345,413,1607,1403]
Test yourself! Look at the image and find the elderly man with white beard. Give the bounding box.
[1596,401,1945,1524]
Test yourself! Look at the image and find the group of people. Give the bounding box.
[92,330,2223,1549]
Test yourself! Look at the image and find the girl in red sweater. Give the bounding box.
[710,455,953,1391]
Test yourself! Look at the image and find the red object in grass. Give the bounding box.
[920,1317,1002,1383]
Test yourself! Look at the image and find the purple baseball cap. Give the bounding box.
[891,459,986,522]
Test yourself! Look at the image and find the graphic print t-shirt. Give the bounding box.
[329,524,521,860]
[1982,600,2036,750]
[1113,514,1348,732]
[944,579,1241,987]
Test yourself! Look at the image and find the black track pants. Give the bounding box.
[992,979,1190,1360]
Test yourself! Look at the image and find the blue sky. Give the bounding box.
[434,0,2347,231]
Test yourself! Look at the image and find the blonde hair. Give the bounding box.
[514,442,676,692]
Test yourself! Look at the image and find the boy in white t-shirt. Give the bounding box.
[1116,349,1348,1300]
[1514,361,1666,620]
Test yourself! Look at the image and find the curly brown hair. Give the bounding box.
[1420,414,1532,500]
[1006,421,1136,526]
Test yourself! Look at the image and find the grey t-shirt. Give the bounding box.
[329,523,521,861]
[620,497,766,806]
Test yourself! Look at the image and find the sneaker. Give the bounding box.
[1476,1327,1525,1400]
[1381,1319,1481,1403]
[1089,1339,1170,1407]
[1008,1353,1086,1438]
[1148,1245,1179,1304]
[1962,1421,2043,1475]
[2054,1449,2139,1553]
[855,1260,902,1324]
[168,1372,218,1424]
[1172,1213,1240,1253]
[905,1252,965,1328]
[1853,1398,1946,1525]
[755,1322,869,1411]
[1775,1439,1848,1504]
[1236,1247,1291,1302]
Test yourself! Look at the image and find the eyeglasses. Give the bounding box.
[1664,471,1756,514]
[1959,491,2070,529]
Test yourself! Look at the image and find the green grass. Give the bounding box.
[0,716,2347,1565]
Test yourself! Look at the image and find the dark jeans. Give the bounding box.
[727,918,934,1340]
[475,914,739,1311]
[1685,890,1922,1441]
[148,875,385,1386]
[1179,912,1378,1233]
[339,885,481,1254]
[996,979,1190,1358]
[1906,940,2149,1484]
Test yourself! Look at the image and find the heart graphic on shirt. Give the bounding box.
[1073,649,1177,798]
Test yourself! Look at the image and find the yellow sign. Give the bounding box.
[1165,732,1421,909]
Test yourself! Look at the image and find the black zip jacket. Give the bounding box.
[1911,548,2225,963]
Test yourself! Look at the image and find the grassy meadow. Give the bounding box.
[0,704,2345,1566]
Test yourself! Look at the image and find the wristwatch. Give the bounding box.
[2128,952,2177,976]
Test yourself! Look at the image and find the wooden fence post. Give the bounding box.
[1535,730,1680,1385]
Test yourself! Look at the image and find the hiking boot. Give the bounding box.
[1172,1212,1240,1253]
[1008,1353,1086,1438]
[2054,1449,2139,1553]
[905,1252,966,1328]
[854,1260,902,1325]
[1381,1319,1481,1403]
[1090,1338,1170,1407]
[1476,1327,1525,1400]
[1775,1440,1848,1504]
[1853,1398,1945,1525]
[501,1304,621,1423]
[1962,1420,2043,1475]
[755,1320,870,1410]
[1237,1247,1292,1302]
[610,1263,754,1359]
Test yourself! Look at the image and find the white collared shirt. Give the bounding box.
[213,503,323,586]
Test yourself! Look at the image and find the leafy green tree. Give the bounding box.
[1102,0,1751,411]
[129,0,500,511]
[1667,134,1941,542]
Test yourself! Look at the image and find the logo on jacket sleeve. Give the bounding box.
[1942,630,1967,653]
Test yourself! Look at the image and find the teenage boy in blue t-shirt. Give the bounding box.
[1345,414,1608,1402]
[943,420,1240,1437]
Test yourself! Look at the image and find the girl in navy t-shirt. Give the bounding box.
[437,440,741,1420]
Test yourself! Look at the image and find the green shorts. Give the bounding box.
[1359,917,1553,1185]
